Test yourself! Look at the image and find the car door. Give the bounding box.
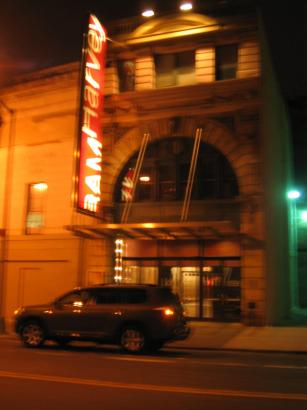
[82,288,148,339]
[78,288,125,340]
[47,290,92,337]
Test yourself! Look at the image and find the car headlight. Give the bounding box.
[14,307,24,316]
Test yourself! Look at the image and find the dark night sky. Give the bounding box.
[0,0,305,99]
[0,0,306,181]
[0,0,184,83]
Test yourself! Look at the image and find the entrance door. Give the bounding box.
[158,260,200,319]
[170,266,200,318]
[121,257,241,321]
[201,260,241,321]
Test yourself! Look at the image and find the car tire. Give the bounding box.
[20,321,45,348]
[120,327,146,353]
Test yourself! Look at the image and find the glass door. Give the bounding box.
[201,259,241,321]
[122,257,241,321]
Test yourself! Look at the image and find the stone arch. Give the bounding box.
[104,118,260,202]
[178,117,261,197]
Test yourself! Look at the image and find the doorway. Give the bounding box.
[122,257,241,321]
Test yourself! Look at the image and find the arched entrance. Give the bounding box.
[112,136,241,321]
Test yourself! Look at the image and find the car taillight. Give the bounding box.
[154,307,175,317]
[163,308,174,316]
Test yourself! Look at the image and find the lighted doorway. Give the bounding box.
[122,257,240,321]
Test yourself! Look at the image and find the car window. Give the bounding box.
[93,288,146,304]
[57,290,91,307]
[94,289,121,304]
[120,289,146,304]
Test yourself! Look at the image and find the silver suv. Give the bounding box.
[14,284,190,353]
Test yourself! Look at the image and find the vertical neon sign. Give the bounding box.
[76,14,107,215]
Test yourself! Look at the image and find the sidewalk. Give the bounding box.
[2,322,307,353]
[168,322,307,353]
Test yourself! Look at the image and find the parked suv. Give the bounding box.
[14,284,190,353]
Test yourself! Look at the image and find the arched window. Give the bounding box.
[115,137,238,202]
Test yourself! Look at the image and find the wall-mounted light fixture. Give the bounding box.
[301,210,307,222]
[141,2,155,17]
[33,183,48,191]
[139,175,150,182]
[142,8,155,17]
[179,1,193,11]
[287,190,301,200]
[114,238,124,282]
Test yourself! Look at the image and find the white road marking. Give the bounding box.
[109,356,172,364]
[0,370,306,401]
[264,364,307,370]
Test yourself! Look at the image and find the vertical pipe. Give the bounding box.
[0,101,16,332]
[199,240,205,319]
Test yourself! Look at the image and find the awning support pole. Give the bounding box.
[121,132,150,223]
[181,128,202,222]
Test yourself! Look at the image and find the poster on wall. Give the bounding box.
[75,14,107,216]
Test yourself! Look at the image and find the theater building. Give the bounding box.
[0,9,297,331]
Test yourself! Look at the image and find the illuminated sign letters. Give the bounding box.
[76,14,106,215]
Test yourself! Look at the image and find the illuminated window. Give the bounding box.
[116,138,238,202]
[155,51,195,88]
[215,44,238,80]
[25,183,48,234]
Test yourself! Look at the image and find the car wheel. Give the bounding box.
[120,327,146,353]
[20,321,45,348]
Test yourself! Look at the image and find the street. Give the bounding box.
[0,335,307,410]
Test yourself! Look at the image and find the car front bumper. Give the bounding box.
[172,323,191,341]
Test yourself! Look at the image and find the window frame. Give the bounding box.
[155,50,196,88]
[116,138,239,203]
[25,182,48,234]
[215,44,238,81]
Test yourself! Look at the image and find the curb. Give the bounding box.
[2,333,307,355]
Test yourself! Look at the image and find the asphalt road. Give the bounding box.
[1,336,307,410]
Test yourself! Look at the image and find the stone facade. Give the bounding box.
[0,11,295,330]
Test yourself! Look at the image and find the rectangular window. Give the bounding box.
[155,51,195,88]
[117,60,135,92]
[158,163,176,200]
[94,288,146,304]
[95,289,121,304]
[25,183,48,234]
[215,44,238,80]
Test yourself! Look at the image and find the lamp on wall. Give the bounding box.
[287,189,301,313]
[179,1,193,11]
[141,2,155,17]
[142,8,155,17]
[301,210,307,222]
[114,238,124,282]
